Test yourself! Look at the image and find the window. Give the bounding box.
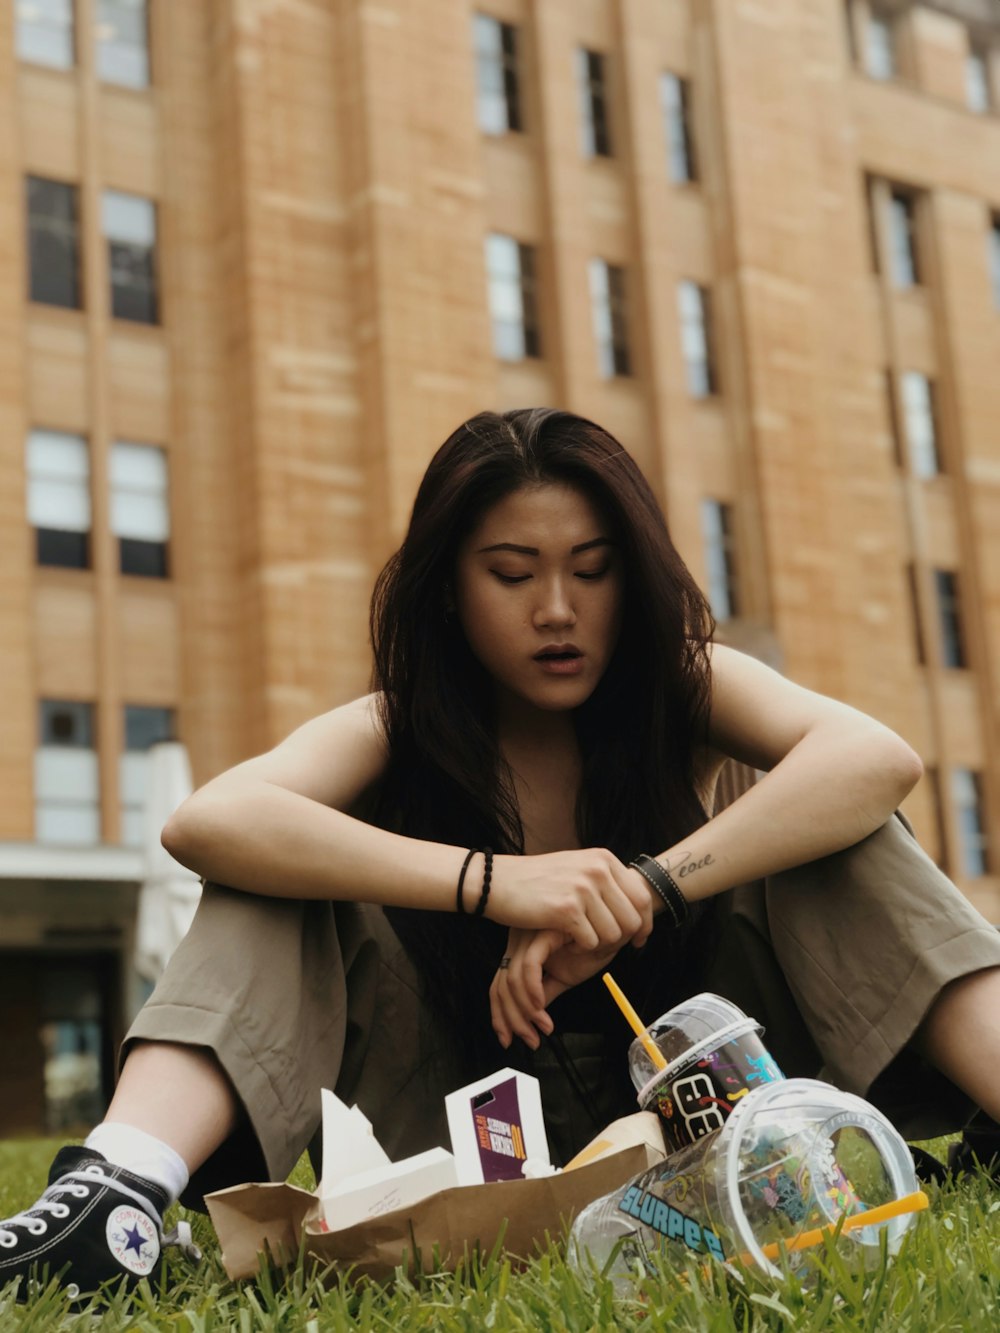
[26,430,91,569]
[966,50,991,113]
[484,234,540,361]
[102,190,158,323]
[952,769,990,877]
[901,372,940,478]
[934,569,966,669]
[35,701,99,845]
[97,0,151,88]
[660,72,697,184]
[27,177,81,309]
[887,189,920,288]
[990,216,1000,310]
[866,14,895,80]
[473,14,521,134]
[16,0,75,69]
[702,500,740,621]
[905,563,925,665]
[677,281,717,398]
[577,48,612,157]
[120,705,175,847]
[588,259,630,377]
[110,441,170,576]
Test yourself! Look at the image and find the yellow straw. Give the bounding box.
[602,972,667,1071]
[748,1189,930,1266]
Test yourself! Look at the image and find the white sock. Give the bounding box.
[84,1122,190,1206]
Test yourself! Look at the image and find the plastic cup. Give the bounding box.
[595,1077,920,1281]
[628,993,783,1153]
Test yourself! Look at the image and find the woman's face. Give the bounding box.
[453,482,624,718]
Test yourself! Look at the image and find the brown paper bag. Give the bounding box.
[206,1116,665,1284]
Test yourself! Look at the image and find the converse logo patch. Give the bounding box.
[105,1205,160,1276]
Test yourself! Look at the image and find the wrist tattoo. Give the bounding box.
[663,849,715,880]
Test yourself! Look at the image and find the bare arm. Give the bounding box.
[490,644,924,1047]
[647,642,924,905]
[161,694,653,946]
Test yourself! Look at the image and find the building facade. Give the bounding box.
[1,0,998,1135]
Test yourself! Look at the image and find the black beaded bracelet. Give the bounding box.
[629,853,690,929]
[455,848,477,915]
[473,847,494,919]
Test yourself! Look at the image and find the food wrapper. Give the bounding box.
[205,1111,665,1283]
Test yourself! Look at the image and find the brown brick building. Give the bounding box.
[1,0,998,1133]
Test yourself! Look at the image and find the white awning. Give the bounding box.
[0,841,143,883]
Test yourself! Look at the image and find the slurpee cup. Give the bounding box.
[628,994,783,1153]
[569,1077,923,1291]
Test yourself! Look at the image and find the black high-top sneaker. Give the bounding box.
[0,1145,199,1300]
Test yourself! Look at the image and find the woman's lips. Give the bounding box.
[533,647,584,675]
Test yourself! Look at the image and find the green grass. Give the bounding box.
[1,1137,999,1330]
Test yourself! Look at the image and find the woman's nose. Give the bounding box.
[533,579,576,629]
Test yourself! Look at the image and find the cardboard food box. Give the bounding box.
[205,1077,666,1284]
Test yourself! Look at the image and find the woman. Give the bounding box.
[4,407,1000,1297]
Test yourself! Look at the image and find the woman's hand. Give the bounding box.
[485,850,654,953]
[489,922,641,1051]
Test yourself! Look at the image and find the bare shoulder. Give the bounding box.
[198,692,390,811]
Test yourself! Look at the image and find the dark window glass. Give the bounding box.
[579,49,612,157]
[108,238,157,322]
[934,569,966,669]
[40,700,94,748]
[518,244,540,358]
[124,705,174,751]
[119,537,169,578]
[37,529,90,569]
[606,263,630,375]
[26,176,81,309]
[662,73,697,183]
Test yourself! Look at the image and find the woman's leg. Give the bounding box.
[103,1041,240,1173]
[913,967,1000,1123]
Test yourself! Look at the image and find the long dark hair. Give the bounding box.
[368,407,715,860]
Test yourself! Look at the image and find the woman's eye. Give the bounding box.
[492,571,531,585]
[575,565,610,581]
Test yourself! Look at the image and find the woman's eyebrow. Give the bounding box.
[476,537,614,555]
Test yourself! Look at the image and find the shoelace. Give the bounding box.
[0,1165,201,1262]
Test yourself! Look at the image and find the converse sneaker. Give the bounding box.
[0,1145,199,1299]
